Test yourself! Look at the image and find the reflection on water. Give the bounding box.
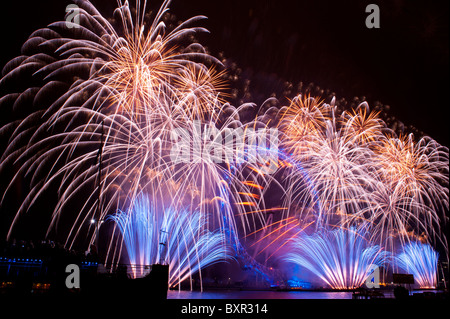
[168,290,353,299]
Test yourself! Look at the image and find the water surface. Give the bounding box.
[168,290,353,299]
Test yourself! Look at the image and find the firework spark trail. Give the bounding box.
[278,94,448,258]
[283,227,387,289]
[279,95,378,228]
[109,194,232,289]
[396,242,439,288]
[374,134,449,232]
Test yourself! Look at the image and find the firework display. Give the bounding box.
[0,0,448,291]
[396,242,439,289]
[283,227,387,289]
[109,194,231,288]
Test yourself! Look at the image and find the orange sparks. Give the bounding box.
[242,181,264,190]
[238,192,260,199]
